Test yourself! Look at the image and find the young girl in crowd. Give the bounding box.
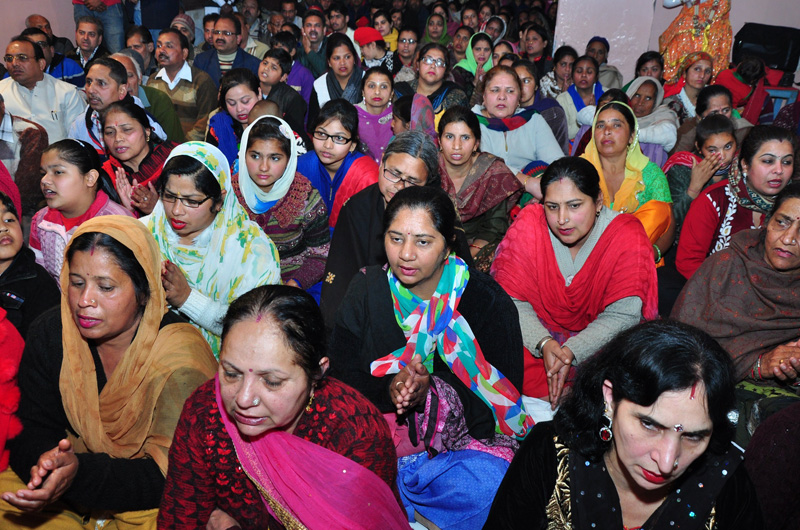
[451,33,493,101]
[664,114,738,237]
[297,99,378,229]
[514,58,570,154]
[31,139,133,282]
[391,95,413,136]
[232,116,330,295]
[101,98,179,217]
[521,24,551,80]
[206,69,262,165]
[539,45,577,99]
[556,55,604,140]
[357,67,395,164]
[373,9,399,52]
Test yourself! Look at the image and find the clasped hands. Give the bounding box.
[2,439,78,512]
[390,354,430,416]
[542,340,574,410]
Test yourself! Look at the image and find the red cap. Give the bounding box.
[354,26,383,46]
[355,16,370,28]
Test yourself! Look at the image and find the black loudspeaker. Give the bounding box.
[732,23,800,72]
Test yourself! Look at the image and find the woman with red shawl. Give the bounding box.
[491,157,658,402]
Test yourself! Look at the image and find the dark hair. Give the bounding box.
[361,65,393,92]
[311,99,361,152]
[573,54,599,77]
[736,55,766,86]
[767,181,800,224]
[478,1,495,16]
[159,155,224,210]
[67,232,151,313]
[392,95,413,123]
[281,23,302,43]
[43,139,119,202]
[20,27,51,47]
[325,32,358,66]
[372,9,391,24]
[125,25,153,46]
[159,27,190,51]
[524,23,549,48]
[739,125,797,173]
[554,320,737,461]
[597,88,629,107]
[245,117,291,157]
[541,156,601,201]
[511,58,539,87]
[483,64,521,92]
[398,26,419,40]
[302,8,325,25]
[9,35,45,62]
[0,191,18,220]
[383,186,457,252]
[203,13,221,26]
[416,42,450,72]
[596,101,636,133]
[221,285,328,382]
[635,50,664,78]
[87,56,128,87]
[327,2,348,17]
[695,114,736,150]
[383,131,441,188]
[430,2,449,21]
[470,32,493,51]
[76,16,104,38]
[218,68,260,110]
[695,85,732,117]
[455,25,475,38]
[217,14,242,35]
[553,44,578,64]
[438,105,481,142]
[271,30,297,51]
[264,47,293,75]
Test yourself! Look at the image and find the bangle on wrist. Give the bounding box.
[469,243,484,250]
[653,244,662,263]
[534,336,553,358]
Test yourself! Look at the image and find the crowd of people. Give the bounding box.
[0,0,797,528]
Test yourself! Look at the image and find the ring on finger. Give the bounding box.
[395,381,404,389]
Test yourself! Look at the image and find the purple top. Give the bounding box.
[356,104,394,164]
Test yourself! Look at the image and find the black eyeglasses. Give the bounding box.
[161,191,213,208]
[312,130,352,145]
[382,167,420,187]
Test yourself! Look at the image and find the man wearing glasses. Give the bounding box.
[0,36,85,143]
[194,14,260,88]
[19,28,85,88]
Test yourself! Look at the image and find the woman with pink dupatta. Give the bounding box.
[158,285,409,530]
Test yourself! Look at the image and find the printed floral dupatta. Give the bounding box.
[214,376,409,530]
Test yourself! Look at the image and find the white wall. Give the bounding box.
[0,1,76,47]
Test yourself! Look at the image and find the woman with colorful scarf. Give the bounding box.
[472,65,563,202]
[492,157,658,401]
[329,186,532,530]
[580,102,674,264]
[307,33,364,129]
[451,32,493,101]
[159,285,409,530]
[231,116,330,297]
[556,55,605,139]
[438,106,521,272]
[663,52,714,123]
[1,216,217,528]
[144,142,281,356]
[676,125,796,279]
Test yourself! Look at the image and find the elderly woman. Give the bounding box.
[580,102,674,263]
[492,157,658,400]
[329,186,532,529]
[673,183,800,445]
[145,142,281,356]
[676,125,795,279]
[485,319,763,529]
[586,35,622,89]
[0,216,217,527]
[625,76,679,154]
[159,285,408,529]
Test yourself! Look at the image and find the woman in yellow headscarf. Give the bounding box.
[0,216,217,529]
[581,102,674,265]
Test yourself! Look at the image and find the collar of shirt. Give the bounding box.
[154,61,192,91]
[76,46,99,68]
[0,112,15,144]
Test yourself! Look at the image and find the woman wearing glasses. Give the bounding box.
[393,43,467,126]
[297,99,378,229]
[144,141,281,356]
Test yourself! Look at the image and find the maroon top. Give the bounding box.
[158,377,399,529]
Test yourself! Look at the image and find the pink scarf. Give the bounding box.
[214,376,409,530]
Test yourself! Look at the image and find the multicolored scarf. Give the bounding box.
[476,106,538,132]
[567,82,604,113]
[370,255,534,439]
[727,154,775,213]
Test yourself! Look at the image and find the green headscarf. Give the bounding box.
[422,14,452,46]
[454,32,493,76]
